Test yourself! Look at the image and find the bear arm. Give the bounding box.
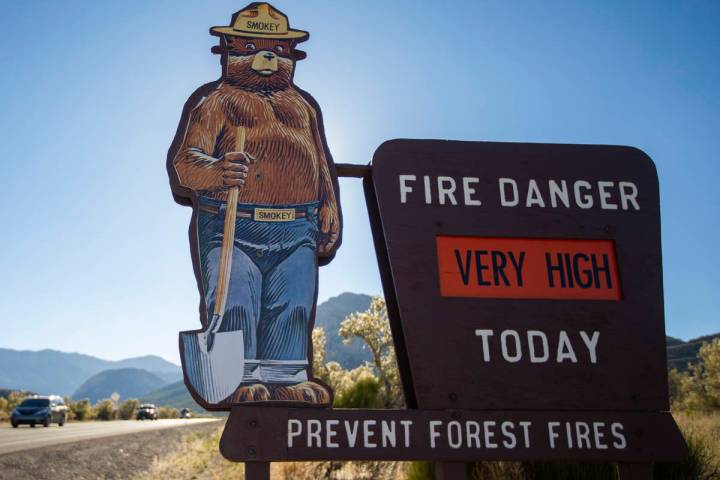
[309,107,338,216]
[172,100,225,192]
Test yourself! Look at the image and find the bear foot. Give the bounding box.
[272,381,331,405]
[231,383,271,403]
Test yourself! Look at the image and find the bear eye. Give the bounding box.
[245,42,256,50]
[274,45,284,53]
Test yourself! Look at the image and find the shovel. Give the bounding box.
[181,127,246,405]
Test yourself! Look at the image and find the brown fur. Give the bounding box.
[272,381,331,405]
[230,383,271,403]
[172,38,338,214]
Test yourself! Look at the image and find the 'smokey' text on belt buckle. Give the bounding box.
[253,208,296,222]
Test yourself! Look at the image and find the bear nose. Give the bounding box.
[263,52,275,60]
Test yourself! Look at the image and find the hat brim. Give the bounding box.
[210,26,309,41]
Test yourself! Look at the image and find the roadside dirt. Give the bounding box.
[0,421,220,480]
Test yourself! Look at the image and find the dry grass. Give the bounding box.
[133,425,406,480]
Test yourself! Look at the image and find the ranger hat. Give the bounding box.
[211,3,309,41]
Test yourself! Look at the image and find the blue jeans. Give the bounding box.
[197,197,319,384]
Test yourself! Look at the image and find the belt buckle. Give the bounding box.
[253,207,296,222]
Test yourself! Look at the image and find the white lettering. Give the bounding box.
[363,420,377,448]
[437,177,458,205]
[619,182,640,210]
[574,180,593,209]
[527,330,549,363]
[326,419,339,448]
[429,420,442,448]
[399,175,415,203]
[500,330,522,362]
[526,179,546,207]
[475,329,494,362]
[598,181,617,210]
[499,178,519,206]
[556,330,578,363]
[462,177,482,206]
[549,180,570,208]
[288,419,302,447]
[579,331,600,364]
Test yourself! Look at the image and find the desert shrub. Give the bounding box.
[93,399,117,421]
[0,397,8,417]
[118,399,139,420]
[0,410,8,422]
[333,377,380,408]
[671,339,720,411]
[158,407,180,419]
[406,461,435,480]
[339,297,404,408]
[69,399,93,420]
[6,391,27,412]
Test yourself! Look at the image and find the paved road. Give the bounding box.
[0,418,219,455]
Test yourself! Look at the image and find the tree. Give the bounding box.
[118,399,139,420]
[670,338,720,411]
[93,399,117,421]
[0,397,8,422]
[338,297,404,408]
[69,399,93,421]
[158,407,180,419]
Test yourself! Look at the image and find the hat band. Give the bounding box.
[235,18,287,35]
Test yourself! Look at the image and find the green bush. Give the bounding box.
[118,399,139,420]
[93,399,117,421]
[333,377,380,409]
[406,461,435,480]
[69,399,93,421]
[158,407,180,419]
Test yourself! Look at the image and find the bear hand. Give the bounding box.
[318,203,340,255]
[220,151,256,188]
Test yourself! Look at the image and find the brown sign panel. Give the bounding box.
[370,140,668,412]
[220,406,686,462]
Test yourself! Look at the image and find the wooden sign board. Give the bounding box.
[220,406,686,462]
[369,139,671,413]
[221,140,687,477]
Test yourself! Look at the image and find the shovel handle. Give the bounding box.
[213,127,246,317]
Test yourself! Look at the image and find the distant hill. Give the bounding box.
[667,333,720,371]
[0,348,181,396]
[141,380,200,410]
[73,368,167,403]
[315,292,373,369]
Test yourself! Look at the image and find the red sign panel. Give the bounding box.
[437,236,621,300]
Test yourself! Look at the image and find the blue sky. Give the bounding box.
[0,0,717,363]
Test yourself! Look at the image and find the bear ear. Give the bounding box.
[293,49,307,61]
[211,45,224,55]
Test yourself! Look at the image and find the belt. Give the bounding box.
[199,203,316,221]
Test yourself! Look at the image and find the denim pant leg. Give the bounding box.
[199,209,262,360]
[257,244,317,361]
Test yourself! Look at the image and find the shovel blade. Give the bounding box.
[181,329,245,405]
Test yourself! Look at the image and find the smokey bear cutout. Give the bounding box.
[167,3,341,409]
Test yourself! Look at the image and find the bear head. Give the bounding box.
[219,36,305,92]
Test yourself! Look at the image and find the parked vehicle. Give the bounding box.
[180,408,191,419]
[11,395,68,428]
[136,404,158,420]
